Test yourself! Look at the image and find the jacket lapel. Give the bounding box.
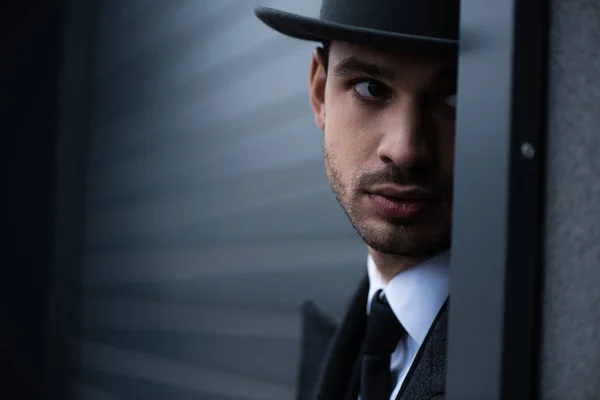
[395,299,449,400]
[296,301,338,400]
[313,276,369,400]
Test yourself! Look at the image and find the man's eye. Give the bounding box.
[443,93,457,108]
[353,80,390,99]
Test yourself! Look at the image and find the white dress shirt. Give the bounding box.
[362,251,450,400]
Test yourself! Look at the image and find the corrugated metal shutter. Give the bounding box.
[75,1,366,399]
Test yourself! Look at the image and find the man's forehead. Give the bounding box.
[328,41,458,73]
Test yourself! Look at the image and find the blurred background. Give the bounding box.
[3,1,366,399]
[76,0,371,398]
[78,1,365,399]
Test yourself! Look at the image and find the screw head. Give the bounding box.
[520,143,535,159]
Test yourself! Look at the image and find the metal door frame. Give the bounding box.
[446,0,549,398]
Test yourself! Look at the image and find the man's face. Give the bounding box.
[309,41,457,258]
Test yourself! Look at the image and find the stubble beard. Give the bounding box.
[323,145,451,258]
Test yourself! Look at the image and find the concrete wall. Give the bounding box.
[541,0,600,398]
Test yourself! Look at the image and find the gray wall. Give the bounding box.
[541,0,600,398]
[73,1,365,399]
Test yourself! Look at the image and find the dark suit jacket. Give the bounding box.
[297,276,448,400]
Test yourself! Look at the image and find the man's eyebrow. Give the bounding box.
[331,56,395,81]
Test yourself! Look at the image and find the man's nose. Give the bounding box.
[376,98,434,168]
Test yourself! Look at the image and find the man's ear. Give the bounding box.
[309,48,327,133]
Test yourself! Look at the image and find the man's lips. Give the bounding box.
[366,185,440,201]
[365,186,440,218]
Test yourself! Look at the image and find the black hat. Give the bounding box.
[255,0,460,49]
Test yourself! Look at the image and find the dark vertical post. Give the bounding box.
[45,0,98,398]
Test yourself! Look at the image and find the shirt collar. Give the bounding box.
[367,251,450,345]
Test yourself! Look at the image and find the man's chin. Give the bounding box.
[367,239,448,258]
[355,219,449,257]
[354,224,412,254]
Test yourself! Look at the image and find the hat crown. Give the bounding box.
[319,0,459,40]
[254,0,460,48]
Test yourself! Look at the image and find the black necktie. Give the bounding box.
[360,290,406,400]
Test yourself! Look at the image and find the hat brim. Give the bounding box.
[255,6,458,49]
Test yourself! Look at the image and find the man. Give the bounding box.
[255,1,459,399]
